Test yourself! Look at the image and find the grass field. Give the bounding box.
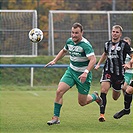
[0,88,132,133]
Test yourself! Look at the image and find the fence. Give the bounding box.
[0,10,132,57]
[0,10,38,57]
[48,10,133,56]
[0,64,104,87]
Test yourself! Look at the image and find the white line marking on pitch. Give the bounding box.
[27,92,39,96]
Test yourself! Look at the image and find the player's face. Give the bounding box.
[111,28,122,42]
[71,27,83,43]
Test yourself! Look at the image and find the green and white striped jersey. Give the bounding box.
[125,47,133,74]
[64,37,95,72]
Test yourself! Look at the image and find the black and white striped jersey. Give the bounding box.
[103,40,132,76]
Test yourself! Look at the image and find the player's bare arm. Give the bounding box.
[123,54,133,69]
[78,55,96,83]
[95,52,107,70]
[87,55,97,71]
[44,49,67,67]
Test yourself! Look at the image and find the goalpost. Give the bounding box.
[0,10,38,57]
[48,10,133,56]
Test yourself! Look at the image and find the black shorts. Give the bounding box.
[100,70,124,91]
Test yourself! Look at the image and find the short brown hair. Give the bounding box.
[72,22,83,32]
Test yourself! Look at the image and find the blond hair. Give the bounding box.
[112,25,123,33]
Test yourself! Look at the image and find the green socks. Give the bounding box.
[91,94,97,102]
[54,102,62,117]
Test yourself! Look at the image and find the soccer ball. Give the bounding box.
[29,28,43,43]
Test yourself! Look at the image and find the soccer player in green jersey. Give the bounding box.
[122,37,133,93]
[114,37,133,119]
[45,22,102,125]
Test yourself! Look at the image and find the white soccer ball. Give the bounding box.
[29,28,43,43]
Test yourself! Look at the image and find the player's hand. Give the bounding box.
[78,72,87,83]
[44,60,56,67]
[94,64,100,70]
[122,63,131,69]
[130,58,133,68]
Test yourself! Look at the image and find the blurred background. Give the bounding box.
[0,0,133,56]
[0,0,133,87]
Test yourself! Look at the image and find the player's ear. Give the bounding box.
[120,32,122,37]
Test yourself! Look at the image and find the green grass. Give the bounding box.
[0,88,132,133]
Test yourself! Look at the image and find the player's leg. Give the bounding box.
[127,80,133,94]
[112,89,121,100]
[47,69,74,125]
[124,86,132,111]
[122,73,132,95]
[98,81,110,122]
[54,82,71,116]
[122,82,128,94]
[112,74,124,100]
[47,82,70,125]
[122,73,131,92]
[76,76,102,106]
[114,81,133,119]
[78,91,102,106]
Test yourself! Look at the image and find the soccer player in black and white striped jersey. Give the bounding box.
[95,25,133,122]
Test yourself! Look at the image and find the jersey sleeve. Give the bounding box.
[63,39,69,51]
[125,42,133,56]
[104,41,109,54]
[84,42,95,57]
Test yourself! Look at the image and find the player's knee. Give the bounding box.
[56,89,64,96]
[112,94,120,100]
[101,86,109,93]
[126,88,133,94]
[101,88,108,94]
[113,97,118,100]
[78,101,86,106]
